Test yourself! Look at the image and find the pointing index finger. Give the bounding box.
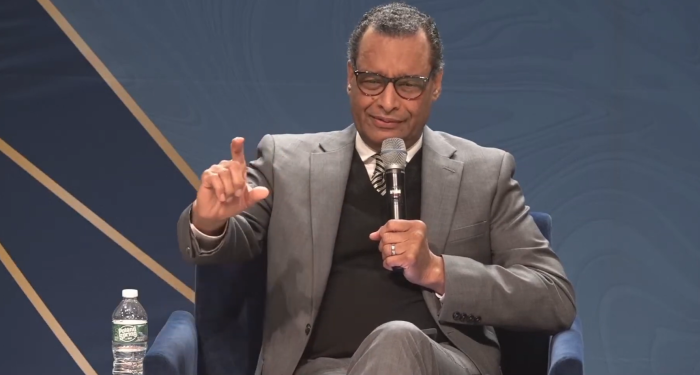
[230,137,246,164]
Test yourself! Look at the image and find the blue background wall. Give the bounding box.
[1,0,699,374]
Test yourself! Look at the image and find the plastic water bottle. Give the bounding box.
[112,289,148,375]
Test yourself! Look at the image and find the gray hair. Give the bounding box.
[347,3,444,73]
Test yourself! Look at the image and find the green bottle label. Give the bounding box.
[112,322,148,343]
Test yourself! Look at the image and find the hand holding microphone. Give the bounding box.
[369,138,445,293]
[191,137,269,235]
[369,219,439,285]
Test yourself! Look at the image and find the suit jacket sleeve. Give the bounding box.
[176,134,275,265]
[437,152,577,334]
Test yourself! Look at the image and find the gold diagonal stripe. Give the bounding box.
[37,0,201,190]
[0,138,195,302]
[0,241,98,375]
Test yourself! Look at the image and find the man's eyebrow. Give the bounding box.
[356,69,429,77]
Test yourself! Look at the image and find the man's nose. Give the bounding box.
[376,83,401,113]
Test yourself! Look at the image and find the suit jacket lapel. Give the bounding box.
[309,125,356,316]
[420,127,464,255]
[420,127,464,316]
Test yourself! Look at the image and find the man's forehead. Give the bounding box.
[356,28,432,76]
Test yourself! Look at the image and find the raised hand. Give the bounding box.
[191,137,269,235]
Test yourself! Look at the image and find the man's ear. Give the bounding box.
[347,60,355,94]
[431,69,443,101]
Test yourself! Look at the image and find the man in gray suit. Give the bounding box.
[177,3,576,375]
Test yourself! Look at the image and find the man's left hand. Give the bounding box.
[369,220,446,294]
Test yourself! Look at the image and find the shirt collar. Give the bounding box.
[355,132,423,163]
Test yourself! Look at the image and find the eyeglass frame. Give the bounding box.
[352,69,434,101]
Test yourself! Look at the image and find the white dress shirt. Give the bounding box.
[355,132,424,178]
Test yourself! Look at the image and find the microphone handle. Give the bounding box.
[385,169,406,220]
[385,168,405,272]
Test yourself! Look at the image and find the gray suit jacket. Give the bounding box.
[177,125,576,375]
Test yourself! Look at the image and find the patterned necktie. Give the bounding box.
[371,154,386,196]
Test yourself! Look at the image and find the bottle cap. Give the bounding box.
[122,289,138,298]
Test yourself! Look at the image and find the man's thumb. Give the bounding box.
[248,186,270,203]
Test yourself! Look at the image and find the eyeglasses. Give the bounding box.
[353,70,431,100]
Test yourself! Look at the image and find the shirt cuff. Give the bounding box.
[190,221,227,252]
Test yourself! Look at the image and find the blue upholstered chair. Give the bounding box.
[144,212,584,375]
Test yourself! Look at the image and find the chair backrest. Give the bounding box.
[194,212,554,375]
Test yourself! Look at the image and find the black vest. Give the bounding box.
[303,148,442,360]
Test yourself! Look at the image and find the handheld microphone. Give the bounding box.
[380,138,408,272]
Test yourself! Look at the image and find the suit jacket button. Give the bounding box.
[452,312,462,321]
[305,324,311,335]
[475,316,482,323]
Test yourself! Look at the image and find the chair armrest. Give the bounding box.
[548,316,584,375]
[144,311,197,375]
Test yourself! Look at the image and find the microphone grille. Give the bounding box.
[380,138,407,170]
